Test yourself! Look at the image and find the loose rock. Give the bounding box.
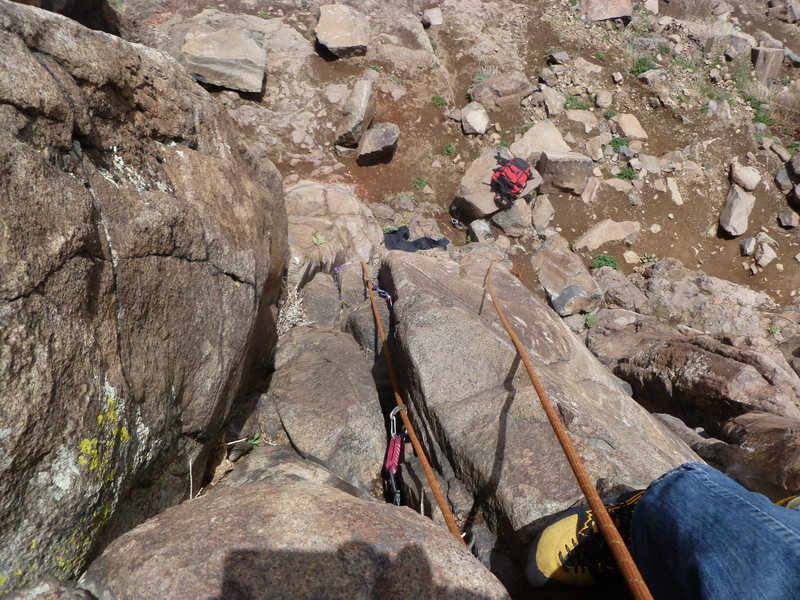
[719,184,756,237]
[315,4,369,58]
[357,122,400,165]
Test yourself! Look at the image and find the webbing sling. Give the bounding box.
[486,262,654,600]
[359,261,465,545]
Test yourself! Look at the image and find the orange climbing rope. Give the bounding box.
[485,262,654,600]
[359,260,465,546]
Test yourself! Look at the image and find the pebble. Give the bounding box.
[650,224,662,233]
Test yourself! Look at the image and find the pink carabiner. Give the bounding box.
[384,435,403,475]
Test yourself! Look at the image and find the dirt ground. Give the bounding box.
[117,0,800,304]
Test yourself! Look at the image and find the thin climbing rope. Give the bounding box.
[486,262,654,600]
[359,260,465,546]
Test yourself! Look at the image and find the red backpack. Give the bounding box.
[491,157,532,208]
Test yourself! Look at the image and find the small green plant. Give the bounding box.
[520,124,533,135]
[609,136,629,152]
[589,254,620,270]
[565,95,591,110]
[441,142,456,156]
[466,234,474,243]
[584,313,599,328]
[369,64,382,73]
[601,33,612,42]
[381,225,398,234]
[617,167,639,181]
[672,55,697,70]
[498,141,511,148]
[257,10,271,18]
[595,51,606,62]
[768,325,782,334]
[658,44,672,55]
[412,176,428,190]
[630,56,657,76]
[570,0,578,6]
[429,37,439,50]
[640,252,658,263]
[471,69,496,87]
[603,109,618,119]
[676,94,688,105]
[390,75,403,85]
[247,433,261,448]
[432,95,448,106]
[744,95,773,126]
[544,47,563,57]
[312,234,326,245]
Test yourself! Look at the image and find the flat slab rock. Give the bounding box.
[178,27,266,92]
[315,4,369,58]
[468,70,535,110]
[80,446,509,600]
[357,122,400,165]
[573,218,641,252]
[380,250,696,553]
[531,234,602,316]
[582,0,633,21]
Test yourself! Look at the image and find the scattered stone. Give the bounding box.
[582,176,601,204]
[566,109,599,133]
[315,4,369,58]
[335,79,376,147]
[719,184,756,237]
[730,161,761,191]
[653,179,667,193]
[707,99,732,126]
[638,69,665,87]
[644,0,659,12]
[510,120,570,164]
[531,195,555,231]
[624,250,641,264]
[461,101,491,135]
[356,123,400,165]
[628,193,642,206]
[611,113,648,141]
[582,0,633,21]
[422,7,443,26]
[751,46,784,83]
[778,210,799,228]
[537,151,594,195]
[666,177,683,206]
[604,178,634,193]
[469,70,535,110]
[531,234,603,315]
[572,219,641,252]
[469,219,494,242]
[595,90,613,108]
[772,143,792,163]
[573,57,603,75]
[541,84,566,116]
[548,51,571,65]
[538,67,559,87]
[776,169,793,192]
[650,223,662,233]
[755,242,778,267]
[492,198,532,237]
[178,26,266,92]
[585,136,605,161]
[740,237,756,256]
[612,71,624,84]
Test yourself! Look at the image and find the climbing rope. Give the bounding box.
[485,262,654,600]
[359,260,465,546]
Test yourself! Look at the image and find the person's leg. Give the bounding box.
[630,462,800,600]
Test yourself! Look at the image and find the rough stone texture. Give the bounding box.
[566,109,599,134]
[315,4,369,58]
[509,120,570,164]
[572,219,641,252]
[540,84,566,116]
[6,577,94,600]
[751,46,784,83]
[301,272,341,328]
[357,122,400,165]
[461,101,490,135]
[491,200,532,237]
[285,181,383,288]
[611,113,649,141]
[454,149,542,219]
[531,235,603,315]
[719,184,756,237]
[707,98,733,126]
[336,79,376,147]
[468,70,535,111]
[80,446,509,600]
[531,195,555,231]
[0,2,287,585]
[537,151,594,195]
[380,249,696,555]
[586,309,800,437]
[582,0,633,21]
[779,210,800,228]
[730,162,761,191]
[178,25,266,92]
[266,328,385,491]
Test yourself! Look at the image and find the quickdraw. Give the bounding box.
[384,405,406,506]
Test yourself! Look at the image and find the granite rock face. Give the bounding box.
[0,2,287,584]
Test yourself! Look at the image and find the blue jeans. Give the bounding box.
[631,462,800,600]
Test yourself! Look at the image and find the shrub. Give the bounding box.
[520,124,532,134]
[584,313,599,328]
[441,142,456,156]
[617,167,639,181]
[471,69,496,87]
[610,136,629,152]
[640,252,658,263]
[432,95,448,106]
[498,141,511,148]
[565,95,591,110]
[630,56,657,76]
[589,254,620,270]
[412,176,428,190]
[603,109,618,119]
[745,95,774,126]
[369,64,382,73]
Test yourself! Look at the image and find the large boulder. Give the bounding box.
[335,79,377,147]
[468,70,535,111]
[267,327,386,492]
[572,219,641,252]
[380,249,696,555]
[537,151,594,195]
[582,0,633,21]
[285,181,383,288]
[586,310,800,436]
[80,446,509,599]
[0,2,287,586]
[315,4,369,58]
[531,234,602,316]
[509,120,570,165]
[719,184,756,237]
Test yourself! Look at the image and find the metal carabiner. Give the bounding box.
[389,405,406,437]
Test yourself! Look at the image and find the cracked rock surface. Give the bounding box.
[0,2,286,582]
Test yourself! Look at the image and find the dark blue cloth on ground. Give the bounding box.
[384,226,449,252]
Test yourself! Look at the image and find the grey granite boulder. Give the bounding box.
[357,122,400,165]
[315,4,369,58]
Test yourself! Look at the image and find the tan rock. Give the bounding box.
[573,219,641,251]
[611,113,648,141]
